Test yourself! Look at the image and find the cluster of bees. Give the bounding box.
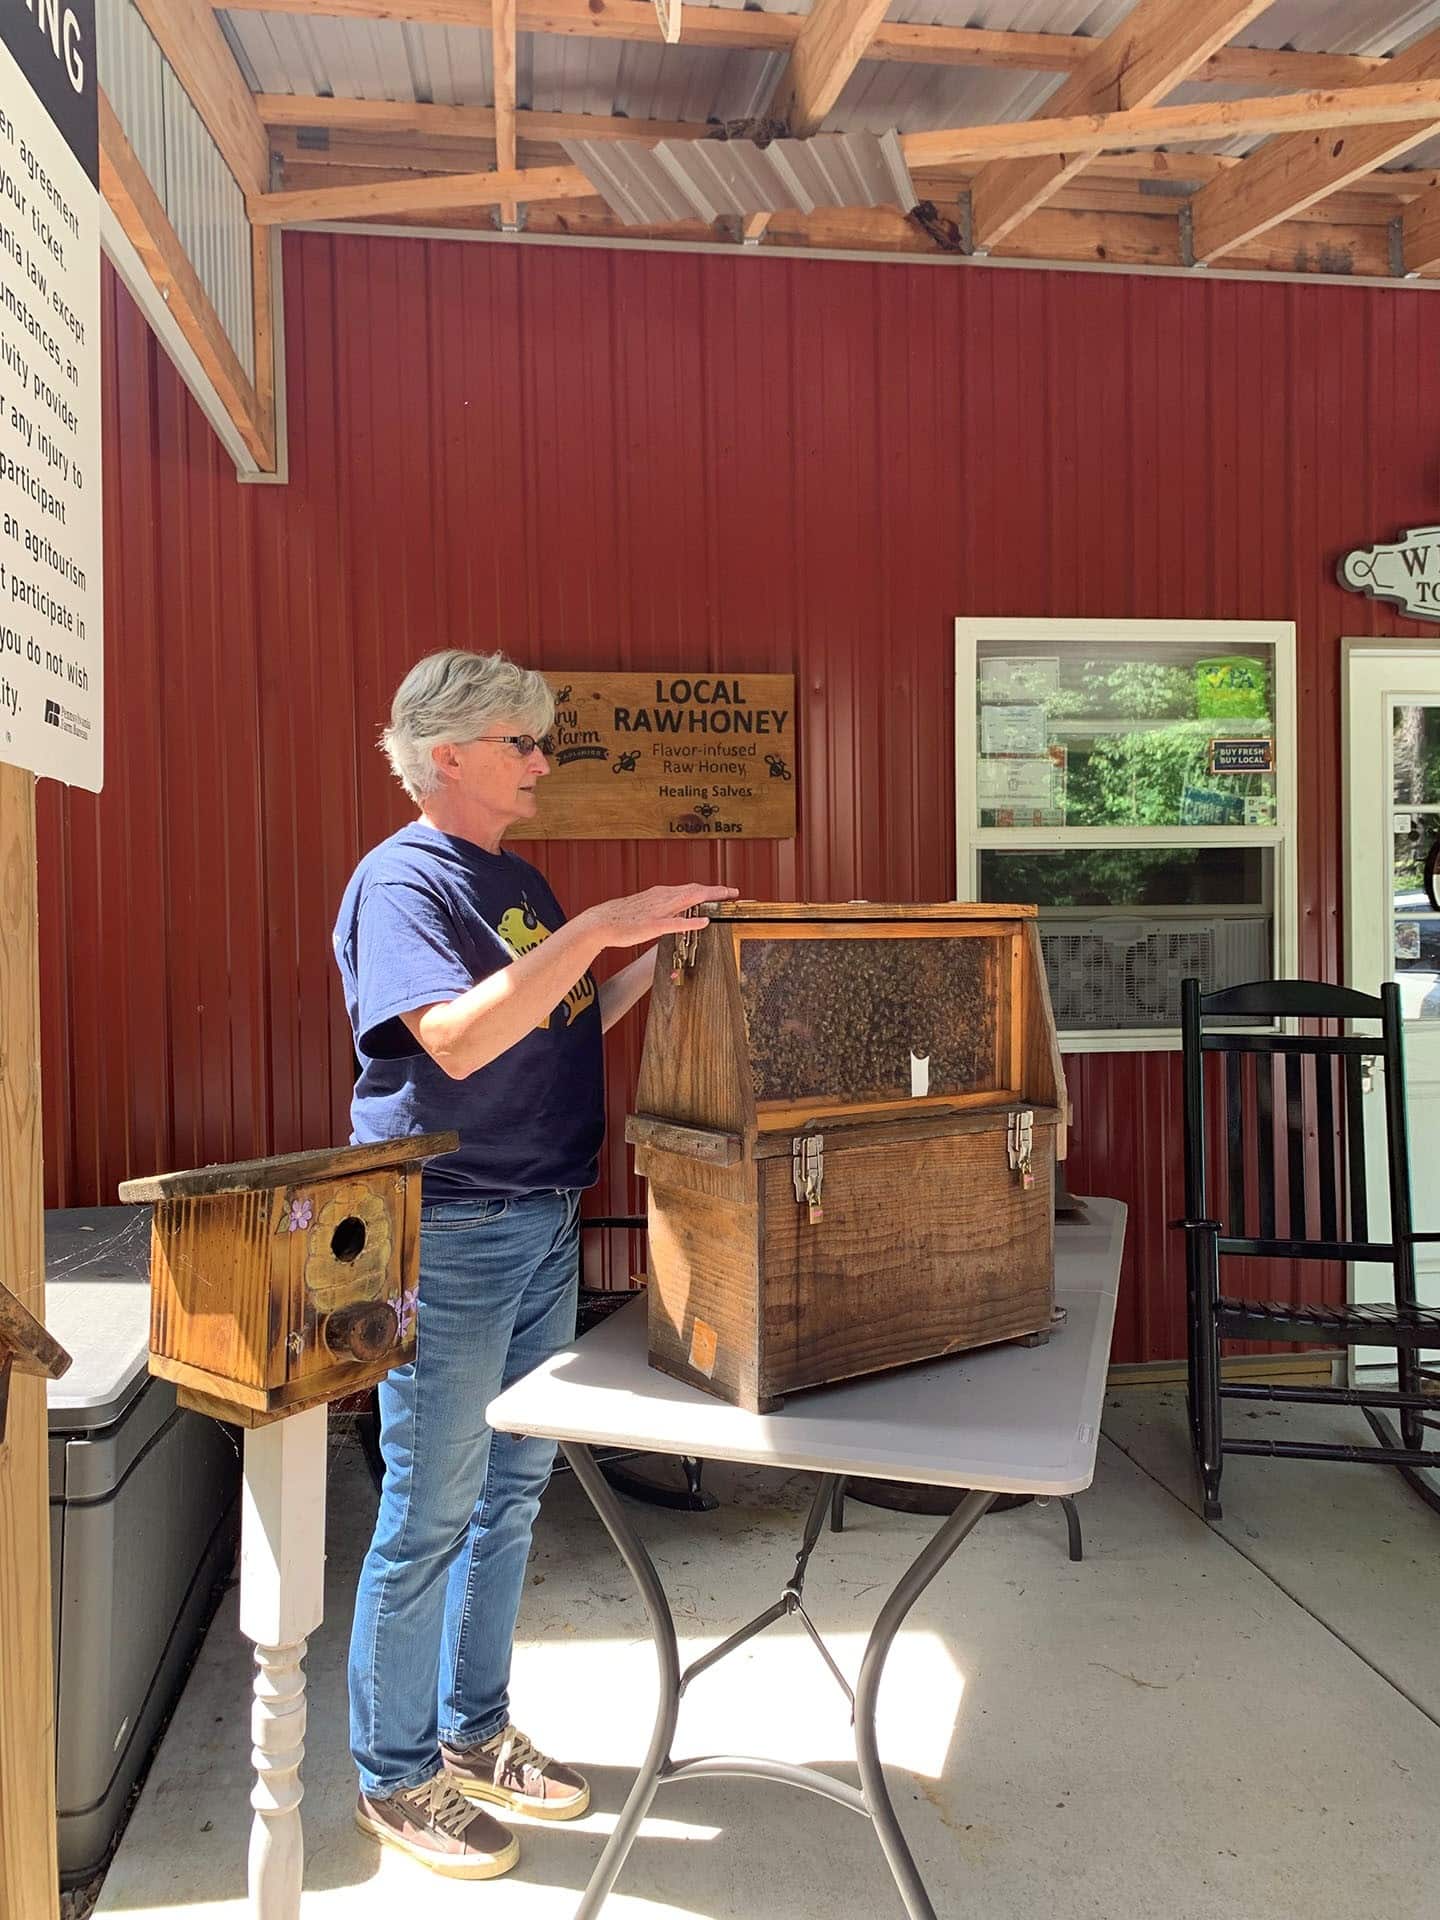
[738,936,997,1104]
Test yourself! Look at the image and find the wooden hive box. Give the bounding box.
[625,904,1067,1412]
[118,1133,457,1426]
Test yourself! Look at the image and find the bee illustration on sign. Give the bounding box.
[612,749,640,774]
[765,754,792,782]
[553,685,573,703]
[670,802,740,835]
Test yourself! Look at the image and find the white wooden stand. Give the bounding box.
[239,1404,328,1920]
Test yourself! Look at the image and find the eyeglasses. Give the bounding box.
[479,733,554,758]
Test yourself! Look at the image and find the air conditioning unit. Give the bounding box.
[1038,913,1271,1031]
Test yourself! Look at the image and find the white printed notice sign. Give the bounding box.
[0,0,102,790]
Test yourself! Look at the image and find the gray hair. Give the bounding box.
[381,650,555,803]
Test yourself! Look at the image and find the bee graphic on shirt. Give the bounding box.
[496,896,596,1029]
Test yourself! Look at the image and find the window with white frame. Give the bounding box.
[955,619,1298,1050]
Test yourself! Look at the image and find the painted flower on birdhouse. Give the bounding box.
[393,1285,419,1343]
[287,1197,314,1233]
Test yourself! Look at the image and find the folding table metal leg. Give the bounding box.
[563,1442,997,1920]
[1060,1495,1083,1562]
[853,1488,995,1920]
[563,1444,681,1920]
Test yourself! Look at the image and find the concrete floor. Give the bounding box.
[96,1392,1440,1920]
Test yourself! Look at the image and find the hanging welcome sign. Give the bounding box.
[1339,526,1440,622]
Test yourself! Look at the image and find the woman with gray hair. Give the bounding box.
[332,649,735,1880]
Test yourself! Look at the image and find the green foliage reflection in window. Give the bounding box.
[979,655,1274,829]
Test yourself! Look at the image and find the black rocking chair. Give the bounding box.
[1177,976,1440,1523]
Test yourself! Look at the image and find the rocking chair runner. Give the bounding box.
[1177,976,1440,1522]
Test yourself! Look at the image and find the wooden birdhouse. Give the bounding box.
[0,1276,71,1451]
[626,903,1067,1412]
[118,1133,458,1426]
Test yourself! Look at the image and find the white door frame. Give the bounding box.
[1341,639,1440,1373]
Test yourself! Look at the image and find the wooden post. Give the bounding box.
[0,762,61,1920]
[239,1404,328,1920]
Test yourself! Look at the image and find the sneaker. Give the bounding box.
[442,1723,590,1821]
[354,1774,520,1878]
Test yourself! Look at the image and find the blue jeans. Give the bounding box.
[348,1187,581,1798]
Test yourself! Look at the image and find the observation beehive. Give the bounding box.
[626,904,1066,1412]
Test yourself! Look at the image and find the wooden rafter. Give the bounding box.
[128,0,279,464]
[769,0,893,138]
[902,83,1440,172]
[256,95,1440,201]
[1081,150,1438,200]
[251,86,1440,231]
[493,0,518,224]
[258,95,705,147]
[134,0,270,196]
[252,226,279,436]
[249,162,593,224]
[236,177,1406,279]
[100,94,275,467]
[1190,25,1440,264]
[968,0,1273,251]
[1402,188,1440,274]
[216,0,1385,91]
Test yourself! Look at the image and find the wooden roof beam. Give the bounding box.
[258,101,1440,209]
[135,0,270,196]
[769,0,894,137]
[258,95,707,147]
[1190,24,1440,263]
[902,81,1440,172]
[493,0,518,223]
[249,162,593,223]
[101,93,275,467]
[969,0,1274,251]
[217,0,1386,91]
[1401,187,1440,273]
[253,86,1440,226]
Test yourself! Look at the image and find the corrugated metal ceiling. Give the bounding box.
[217,0,1440,161]
[563,129,916,222]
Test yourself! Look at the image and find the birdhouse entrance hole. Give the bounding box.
[330,1217,367,1264]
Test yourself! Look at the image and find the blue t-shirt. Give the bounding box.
[332,822,605,1200]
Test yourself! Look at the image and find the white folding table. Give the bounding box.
[488,1197,1126,1920]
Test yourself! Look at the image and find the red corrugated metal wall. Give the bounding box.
[39,235,1440,1361]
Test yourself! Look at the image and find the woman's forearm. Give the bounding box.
[599,947,659,1032]
[402,912,606,1078]
[402,883,734,1077]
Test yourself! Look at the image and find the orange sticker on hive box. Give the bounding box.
[689,1319,719,1377]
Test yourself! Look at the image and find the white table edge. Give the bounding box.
[489,1199,1127,1500]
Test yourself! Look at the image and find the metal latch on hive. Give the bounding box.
[1007,1109,1035,1190]
[792,1135,824,1224]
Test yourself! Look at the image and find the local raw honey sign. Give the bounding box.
[527,672,797,840]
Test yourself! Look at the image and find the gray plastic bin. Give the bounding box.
[46,1207,241,1886]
